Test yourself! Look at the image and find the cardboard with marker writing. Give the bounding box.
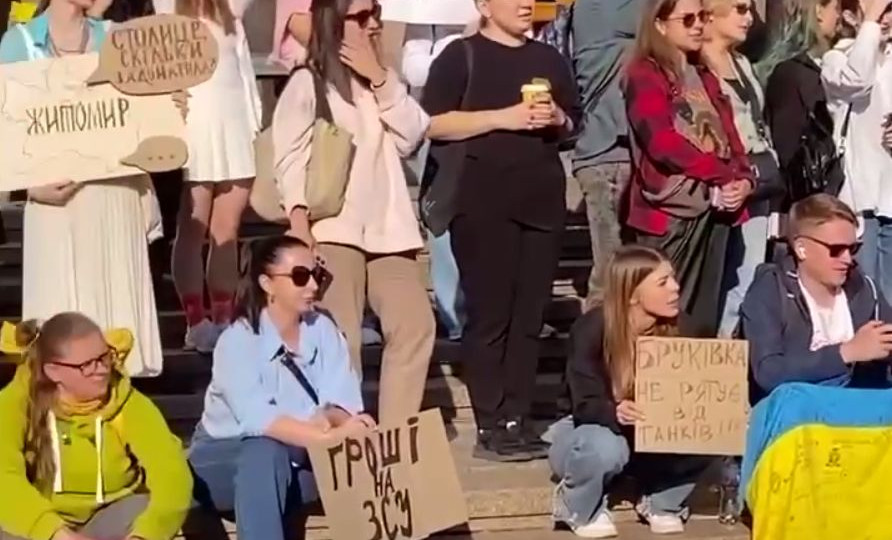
[88,14,219,95]
[0,14,219,190]
[634,337,750,456]
[0,53,186,190]
[308,409,468,540]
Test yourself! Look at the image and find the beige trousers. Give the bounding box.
[318,244,435,423]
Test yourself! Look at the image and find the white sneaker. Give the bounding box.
[570,512,618,538]
[184,319,222,353]
[644,514,685,535]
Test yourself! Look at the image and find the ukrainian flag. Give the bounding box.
[741,383,892,540]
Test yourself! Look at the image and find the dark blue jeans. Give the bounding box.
[188,431,316,540]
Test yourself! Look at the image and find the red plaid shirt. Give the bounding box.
[623,58,753,236]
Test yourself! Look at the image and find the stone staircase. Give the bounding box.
[0,203,748,539]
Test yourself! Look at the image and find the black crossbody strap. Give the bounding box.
[275,346,320,405]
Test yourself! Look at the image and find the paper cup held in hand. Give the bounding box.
[87,14,219,96]
[120,136,188,173]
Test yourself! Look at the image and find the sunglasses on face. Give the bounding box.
[269,265,333,289]
[664,9,709,28]
[800,235,862,258]
[49,349,117,377]
[345,2,382,28]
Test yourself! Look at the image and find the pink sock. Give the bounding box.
[181,293,206,327]
[210,291,234,325]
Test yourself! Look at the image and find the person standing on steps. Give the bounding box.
[571,0,642,306]
[623,0,754,338]
[424,0,581,462]
[548,246,710,538]
[0,0,186,377]
[822,0,892,303]
[402,17,475,342]
[154,0,263,353]
[273,0,434,423]
[189,236,374,540]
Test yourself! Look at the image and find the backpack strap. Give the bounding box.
[16,24,44,60]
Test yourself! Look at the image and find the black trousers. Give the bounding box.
[451,214,562,430]
[148,169,184,293]
[632,211,730,338]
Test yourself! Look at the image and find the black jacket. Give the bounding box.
[765,53,827,171]
[740,256,892,404]
[565,307,624,435]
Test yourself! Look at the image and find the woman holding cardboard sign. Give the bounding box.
[547,246,710,538]
[151,0,263,353]
[188,235,373,540]
[0,0,165,378]
[272,0,434,424]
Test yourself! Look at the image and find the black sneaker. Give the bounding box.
[473,427,536,462]
[504,418,550,458]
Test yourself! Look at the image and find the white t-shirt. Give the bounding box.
[799,280,855,351]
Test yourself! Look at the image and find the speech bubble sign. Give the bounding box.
[88,14,219,95]
[120,135,188,172]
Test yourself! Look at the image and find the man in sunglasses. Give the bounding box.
[741,194,892,403]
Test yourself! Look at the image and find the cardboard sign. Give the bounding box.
[0,53,187,190]
[634,337,749,456]
[381,0,478,25]
[88,14,219,95]
[308,410,468,540]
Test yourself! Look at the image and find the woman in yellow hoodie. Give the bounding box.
[0,312,192,540]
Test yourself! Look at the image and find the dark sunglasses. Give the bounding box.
[799,235,862,258]
[664,9,709,28]
[345,2,382,28]
[733,3,752,16]
[49,348,117,377]
[269,265,333,290]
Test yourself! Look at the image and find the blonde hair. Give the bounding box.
[18,313,104,493]
[597,246,678,400]
[788,193,858,239]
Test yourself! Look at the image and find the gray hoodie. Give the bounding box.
[571,0,641,172]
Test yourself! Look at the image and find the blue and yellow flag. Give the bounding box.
[742,383,892,540]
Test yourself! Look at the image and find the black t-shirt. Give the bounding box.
[422,33,581,228]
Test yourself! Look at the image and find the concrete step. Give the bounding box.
[176,419,746,539]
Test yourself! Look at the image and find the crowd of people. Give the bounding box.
[1,0,892,538]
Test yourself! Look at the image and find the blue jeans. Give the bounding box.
[547,417,699,528]
[856,213,892,304]
[429,229,465,340]
[189,432,316,540]
[719,216,769,338]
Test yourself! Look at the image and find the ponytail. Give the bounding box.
[19,313,102,492]
[233,235,311,334]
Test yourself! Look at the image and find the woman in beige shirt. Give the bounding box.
[272,0,434,423]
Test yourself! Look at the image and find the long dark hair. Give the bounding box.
[234,235,311,333]
[17,313,104,493]
[308,0,357,103]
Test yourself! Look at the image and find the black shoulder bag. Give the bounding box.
[730,54,786,204]
[419,39,475,237]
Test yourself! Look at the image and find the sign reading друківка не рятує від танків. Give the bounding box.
[635,337,750,456]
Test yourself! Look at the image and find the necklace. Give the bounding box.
[47,20,89,57]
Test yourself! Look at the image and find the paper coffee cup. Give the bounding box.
[522,83,550,103]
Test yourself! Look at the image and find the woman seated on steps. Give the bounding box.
[547,246,711,538]
[0,313,192,540]
[188,235,376,540]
